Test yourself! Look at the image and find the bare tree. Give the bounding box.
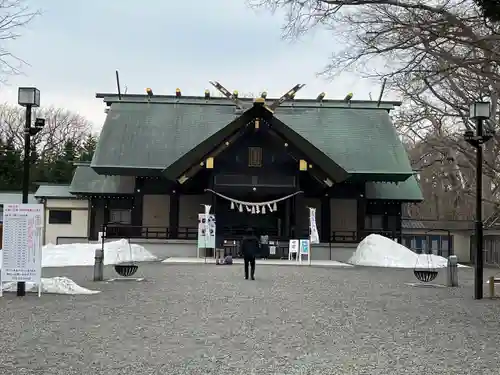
[251,0,500,221]
[0,103,93,160]
[0,0,40,81]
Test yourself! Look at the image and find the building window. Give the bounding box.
[365,214,384,230]
[387,215,398,230]
[248,147,262,167]
[109,209,132,224]
[48,210,72,224]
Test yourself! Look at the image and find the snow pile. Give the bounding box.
[42,239,157,267]
[348,234,468,268]
[2,277,100,295]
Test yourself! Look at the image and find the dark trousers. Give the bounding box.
[244,256,256,279]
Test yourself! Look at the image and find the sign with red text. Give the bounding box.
[1,204,43,284]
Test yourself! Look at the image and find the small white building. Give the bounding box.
[34,184,89,245]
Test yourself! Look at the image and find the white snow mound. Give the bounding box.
[42,239,157,268]
[348,234,468,268]
[2,277,100,295]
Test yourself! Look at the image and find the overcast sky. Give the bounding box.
[0,0,393,130]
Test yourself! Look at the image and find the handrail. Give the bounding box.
[104,224,198,240]
[101,225,405,245]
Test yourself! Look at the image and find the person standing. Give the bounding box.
[240,227,260,280]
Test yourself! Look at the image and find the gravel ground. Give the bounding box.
[1,262,500,374]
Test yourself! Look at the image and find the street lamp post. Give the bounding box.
[464,101,492,300]
[17,87,44,297]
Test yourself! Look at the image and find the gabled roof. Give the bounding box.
[91,94,412,181]
[34,184,74,199]
[161,105,265,181]
[162,104,349,183]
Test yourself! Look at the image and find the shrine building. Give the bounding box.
[67,84,423,258]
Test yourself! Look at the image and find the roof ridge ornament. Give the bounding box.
[269,84,306,112]
[208,81,306,113]
[209,81,246,110]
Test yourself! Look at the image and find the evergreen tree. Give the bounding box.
[79,134,97,162]
[51,140,79,184]
[0,138,23,190]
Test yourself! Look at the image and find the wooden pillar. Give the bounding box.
[169,192,180,239]
[284,198,291,238]
[320,195,331,243]
[396,202,402,242]
[132,178,144,237]
[290,194,297,237]
[88,197,97,240]
[357,194,367,242]
[295,192,305,238]
[382,202,390,234]
[291,170,301,238]
[103,197,110,233]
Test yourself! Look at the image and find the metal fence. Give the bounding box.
[471,235,500,266]
[400,230,453,257]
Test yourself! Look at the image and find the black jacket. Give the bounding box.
[240,235,260,258]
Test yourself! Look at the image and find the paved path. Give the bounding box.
[1,263,500,374]
[162,257,352,267]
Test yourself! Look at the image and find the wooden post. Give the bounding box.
[169,193,180,239]
[320,195,331,243]
[489,276,495,299]
[132,178,144,237]
[357,195,367,242]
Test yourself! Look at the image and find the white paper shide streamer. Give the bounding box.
[309,207,319,244]
[205,189,303,215]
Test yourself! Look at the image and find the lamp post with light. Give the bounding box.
[17,87,45,297]
[464,101,493,300]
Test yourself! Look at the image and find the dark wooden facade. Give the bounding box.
[85,114,403,243]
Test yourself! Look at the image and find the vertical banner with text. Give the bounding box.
[309,207,320,244]
[197,205,216,250]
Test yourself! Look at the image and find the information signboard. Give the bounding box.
[1,204,43,296]
[299,239,311,265]
[197,213,216,250]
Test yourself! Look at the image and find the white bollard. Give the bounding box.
[447,255,458,287]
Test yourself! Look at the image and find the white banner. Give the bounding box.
[309,207,320,244]
[1,204,43,296]
[197,205,216,249]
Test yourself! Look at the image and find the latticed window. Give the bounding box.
[248,147,262,167]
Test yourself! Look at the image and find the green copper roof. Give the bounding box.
[275,107,412,175]
[365,176,423,201]
[34,184,74,199]
[91,97,412,179]
[69,164,134,195]
[92,102,238,174]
